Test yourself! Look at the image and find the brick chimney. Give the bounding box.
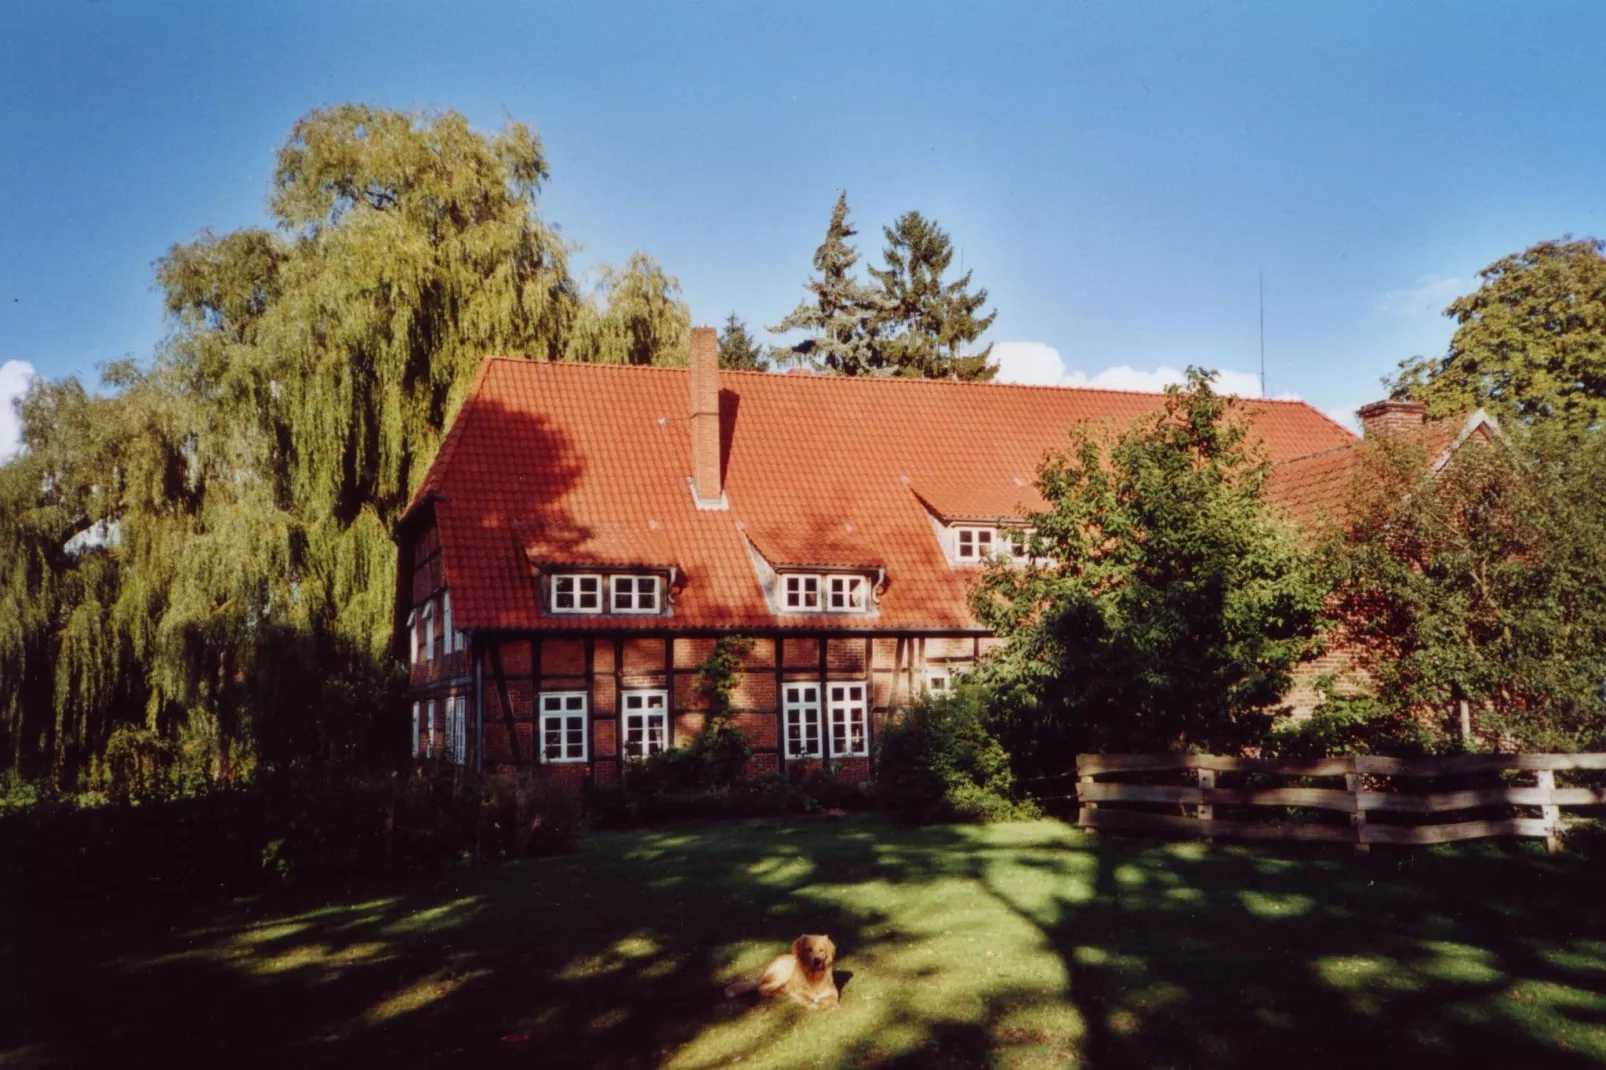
[1356,398,1427,438]
[689,326,725,508]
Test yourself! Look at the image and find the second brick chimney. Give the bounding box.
[689,326,725,508]
[1356,398,1427,438]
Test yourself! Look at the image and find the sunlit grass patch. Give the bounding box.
[13,815,1606,1069]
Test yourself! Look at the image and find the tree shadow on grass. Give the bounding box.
[5,817,1606,1068]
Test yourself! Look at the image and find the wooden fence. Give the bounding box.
[1074,752,1606,851]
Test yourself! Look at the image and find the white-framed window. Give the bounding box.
[411,701,422,757]
[955,527,994,561]
[827,575,868,612]
[782,574,821,611]
[926,664,971,693]
[422,601,435,661]
[426,698,437,756]
[611,574,662,614]
[407,610,419,666]
[783,682,822,758]
[828,682,869,758]
[442,590,466,653]
[1005,528,1034,562]
[552,574,603,614]
[539,691,588,763]
[445,695,467,765]
[622,690,668,760]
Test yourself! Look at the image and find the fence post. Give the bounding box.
[1535,769,1561,854]
[1078,773,1096,831]
[1196,767,1215,841]
[1345,771,1369,852]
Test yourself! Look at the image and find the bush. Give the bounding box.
[875,685,1038,823]
[0,766,584,905]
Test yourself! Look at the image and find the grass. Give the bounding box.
[4,815,1606,1068]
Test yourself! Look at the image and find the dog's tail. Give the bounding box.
[724,979,758,999]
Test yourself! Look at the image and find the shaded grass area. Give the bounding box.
[3,817,1605,1068]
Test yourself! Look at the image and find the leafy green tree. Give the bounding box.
[769,192,890,375]
[971,370,1327,772]
[565,252,691,366]
[868,211,997,380]
[1306,427,1606,754]
[717,313,769,371]
[1391,237,1606,432]
[0,105,585,786]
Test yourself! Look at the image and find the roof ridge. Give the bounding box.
[1273,440,1365,468]
[478,355,1344,412]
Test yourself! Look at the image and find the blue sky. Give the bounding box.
[3,0,1604,455]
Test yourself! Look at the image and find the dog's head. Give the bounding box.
[792,934,836,975]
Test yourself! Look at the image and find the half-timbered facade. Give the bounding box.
[397,326,1374,786]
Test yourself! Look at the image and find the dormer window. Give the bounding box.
[783,574,821,611]
[828,575,867,612]
[548,571,667,615]
[1005,527,1035,562]
[955,527,994,561]
[552,573,603,614]
[777,571,873,614]
[611,575,661,613]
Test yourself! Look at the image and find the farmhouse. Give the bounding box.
[396,327,1468,785]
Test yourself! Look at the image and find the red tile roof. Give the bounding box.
[408,358,1360,632]
[1263,420,1467,533]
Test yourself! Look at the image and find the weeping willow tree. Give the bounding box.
[564,252,692,366]
[1,105,689,788]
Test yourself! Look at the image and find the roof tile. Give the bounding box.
[413,360,1360,631]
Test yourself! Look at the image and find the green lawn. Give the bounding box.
[5,816,1605,1068]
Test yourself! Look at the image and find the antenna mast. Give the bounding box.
[1258,271,1267,398]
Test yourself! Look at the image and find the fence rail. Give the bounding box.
[1074,752,1606,851]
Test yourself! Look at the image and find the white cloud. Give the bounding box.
[1324,403,1362,433]
[991,341,1286,400]
[1377,275,1467,318]
[0,360,37,462]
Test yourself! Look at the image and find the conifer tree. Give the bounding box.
[769,192,890,375]
[717,313,769,371]
[869,211,997,380]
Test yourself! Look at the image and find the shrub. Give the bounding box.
[875,685,1038,823]
[0,765,584,905]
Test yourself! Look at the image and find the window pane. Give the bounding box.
[544,722,563,760]
[566,695,584,711]
[638,578,658,610]
[554,576,574,608]
[646,693,664,709]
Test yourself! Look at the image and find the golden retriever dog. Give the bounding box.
[724,934,839,1009]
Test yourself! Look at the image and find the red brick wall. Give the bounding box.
[423,629,1004,785]
[783,637,820,668]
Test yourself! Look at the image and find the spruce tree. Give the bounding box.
[717,313,770,371]
[769,192,890,375]
[869,211,998,380]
